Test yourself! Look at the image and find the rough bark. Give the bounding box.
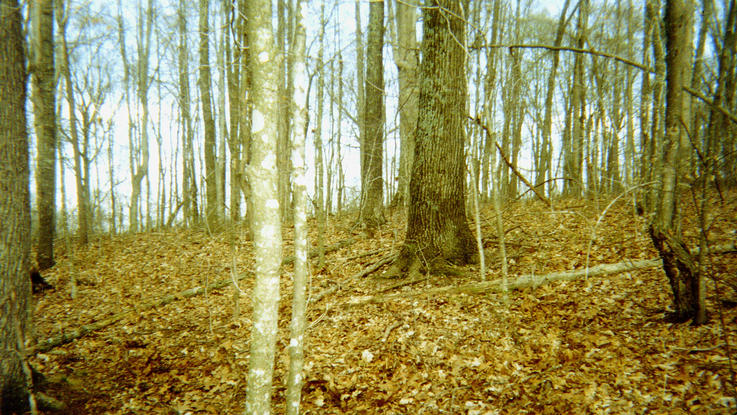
[0,0,33,410]
[359,0,386,235]
[32,0,57,269]
[383,0,475,279]
[244,0,283,411]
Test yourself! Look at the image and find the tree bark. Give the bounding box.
[58,0,90,244]
[359,0,386,235]
[383,0,475,279]
[32,0,57,269]
[286,3,308,412]
[389,0,418,208]
[244,0,283,411]
[199,0,218,231]
[0,0,33,410]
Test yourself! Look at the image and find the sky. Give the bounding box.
[42,0,599,230]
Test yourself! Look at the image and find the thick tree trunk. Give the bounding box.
[384,0,475,279]
[0,0,33,410]
[359,0,386,235]
[32,0,57,269]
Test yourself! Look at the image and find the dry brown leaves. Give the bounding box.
[30,195,737,414]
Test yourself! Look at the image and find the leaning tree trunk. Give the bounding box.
[32,0,57,269]
[383,0,475,279]
[0,0,33,411]
[651,0,702,324]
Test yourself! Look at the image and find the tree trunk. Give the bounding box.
[567,0,588,196]
[58,0,89,244]
[199,0,218,231]
[177,0,196,226]
[286,3,308,412]
[32,0,57,269]
[539,0,570,194]
[315,3,326,268]
[389,0,418,208]
[651,0,702,324]
[0,0,33,410]
[244,0,283,411]
[359,0,386,235]
[383,0,475,279]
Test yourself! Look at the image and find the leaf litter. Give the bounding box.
[29,196,737,414]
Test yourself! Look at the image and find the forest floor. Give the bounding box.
[28,194,737,414]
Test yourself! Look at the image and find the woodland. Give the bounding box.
[1,0,737,414]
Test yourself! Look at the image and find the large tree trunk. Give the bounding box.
[384,0,475,279]
[244,0,283,411]
[359,0,386,235]
[199,0,218,231]
[0,0,33,410]
[32,0,57,269]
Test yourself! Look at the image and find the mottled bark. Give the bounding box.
[286,2,308,412]
[244,0,283,412]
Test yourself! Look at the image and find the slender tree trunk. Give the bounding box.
[177,0,196,226]
[359,0,386,235]
[539,0,570,194]
[58,0,89,244]
[244,0,283,411]
[0,0,33,410]
[286,3,308,412]
[315,3,326,269]
[199,0,218,231]
[389,0,418,208]
[32,0,56,269]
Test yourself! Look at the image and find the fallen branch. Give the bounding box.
[29,237,357,355]
[346,258,662,306]
[344,241,737,307]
